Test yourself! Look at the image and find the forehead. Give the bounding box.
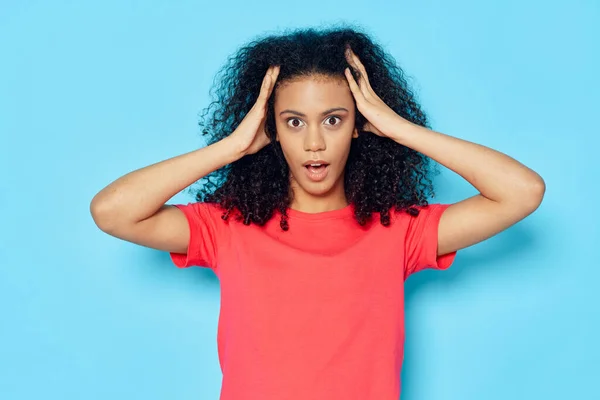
[274,75,354,110]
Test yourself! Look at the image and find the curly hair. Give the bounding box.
[191,24,441,231]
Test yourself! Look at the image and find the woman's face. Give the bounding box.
[274,74,358,208]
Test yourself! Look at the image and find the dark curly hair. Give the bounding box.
[191,24,441,231]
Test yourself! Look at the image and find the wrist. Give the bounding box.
[389,119,421,145]
[216,136,246,164]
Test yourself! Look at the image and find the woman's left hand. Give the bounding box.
[344,46,409,138]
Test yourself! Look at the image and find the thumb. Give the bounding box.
[363,122,383,137]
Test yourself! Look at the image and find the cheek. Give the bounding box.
[276,132,301,157]
[330,134,353,155]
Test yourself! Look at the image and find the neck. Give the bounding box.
[288,170,350,213]
[288,188,349,214]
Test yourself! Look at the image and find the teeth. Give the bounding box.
[309,164,322,167]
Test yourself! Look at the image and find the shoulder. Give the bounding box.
[172,201,233,234]
[390,203,450,217]
[177,201,228,217]
[389,203,451,228]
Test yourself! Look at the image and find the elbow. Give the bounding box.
[90,196,117,232]
[524,176,546,210]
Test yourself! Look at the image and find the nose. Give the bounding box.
[303,125,326,152]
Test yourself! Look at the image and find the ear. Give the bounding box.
[352,127,359,139]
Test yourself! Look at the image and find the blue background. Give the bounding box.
[1,0,598,399]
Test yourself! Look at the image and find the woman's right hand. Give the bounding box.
[229,65,281,156]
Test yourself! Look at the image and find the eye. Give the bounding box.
[325,116,342,126]
[285,116,342,129]
[286,118,305,128]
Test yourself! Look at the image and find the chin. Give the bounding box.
[303,183,334,196]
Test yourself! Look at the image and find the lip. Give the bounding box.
[304,164,329,182]
[302,159,329,167]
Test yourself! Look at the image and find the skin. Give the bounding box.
[342,45,546,256]
[274,74,359,213]
[89,46,545,264]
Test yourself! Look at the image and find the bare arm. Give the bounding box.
[90,64,279,255]
[90,136,243,254]
[344,47,545,257]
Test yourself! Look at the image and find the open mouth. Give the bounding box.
[305,163,329,173]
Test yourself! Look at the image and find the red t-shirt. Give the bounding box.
[170,201,457,400]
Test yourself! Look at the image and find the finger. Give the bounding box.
[344,67,365,103]
[258,65,279,102]
[345,48,378,100]
[350,57,379,102]
[349,52,371,88]
[264,65,280,97]
[250,69,273,115]
[258,67,272,96]
[270,65,280,88]
[346,47,375,97]
[344,47,363,88]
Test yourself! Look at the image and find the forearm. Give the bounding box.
[90,136,242,226]
[391,121,545,204]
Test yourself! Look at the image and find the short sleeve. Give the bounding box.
[169,202,224,271]
[404,203,457,279]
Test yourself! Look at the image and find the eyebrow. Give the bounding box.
[279,107,349,117]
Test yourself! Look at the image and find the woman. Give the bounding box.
[90,26,545,400]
